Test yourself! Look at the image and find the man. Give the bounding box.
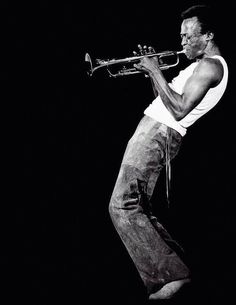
[108,4,228,301]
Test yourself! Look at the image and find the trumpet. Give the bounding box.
[85,49,186,78]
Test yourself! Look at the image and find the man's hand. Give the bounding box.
[133,44,155,56]
[133,44,160,75]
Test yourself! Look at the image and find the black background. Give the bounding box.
[4,0,236,304]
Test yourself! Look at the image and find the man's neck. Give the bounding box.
[203,43,221,58]
[195,45,221,62]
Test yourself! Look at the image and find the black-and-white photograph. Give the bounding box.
[7,0,236,304]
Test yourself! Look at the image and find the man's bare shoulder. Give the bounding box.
[194,57,223,86]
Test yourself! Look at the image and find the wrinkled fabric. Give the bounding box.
[109,115,190,295]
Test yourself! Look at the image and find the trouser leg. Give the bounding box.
[109,116,190,295]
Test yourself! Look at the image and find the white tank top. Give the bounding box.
[144,55,228,136]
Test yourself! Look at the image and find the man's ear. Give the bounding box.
[206,31,214,40]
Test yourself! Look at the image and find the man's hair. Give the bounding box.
[181,4,217,35]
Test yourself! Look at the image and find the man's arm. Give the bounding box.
[135,57,223,120]
[150,77,159,97]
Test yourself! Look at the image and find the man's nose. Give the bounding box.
[181,36,187,46]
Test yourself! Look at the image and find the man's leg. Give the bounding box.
[109,116,190,296]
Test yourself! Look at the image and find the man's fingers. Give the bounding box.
[133,44,155,56]
[148,46,156,53]
[133,63,143,70]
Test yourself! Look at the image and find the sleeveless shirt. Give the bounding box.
[144,55,228,136]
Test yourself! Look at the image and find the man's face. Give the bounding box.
[180,17,208,60]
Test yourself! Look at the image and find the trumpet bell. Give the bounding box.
[85,53,93,76]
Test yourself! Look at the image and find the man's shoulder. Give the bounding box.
[198,56,223,70]
[195,57,223,75]
[195,57,224,85]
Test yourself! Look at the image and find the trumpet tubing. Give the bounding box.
[85,49,186,78]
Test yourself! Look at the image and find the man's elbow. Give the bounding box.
[174,104,192,121]
[173,109,185,121]
[175,113,185,121]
